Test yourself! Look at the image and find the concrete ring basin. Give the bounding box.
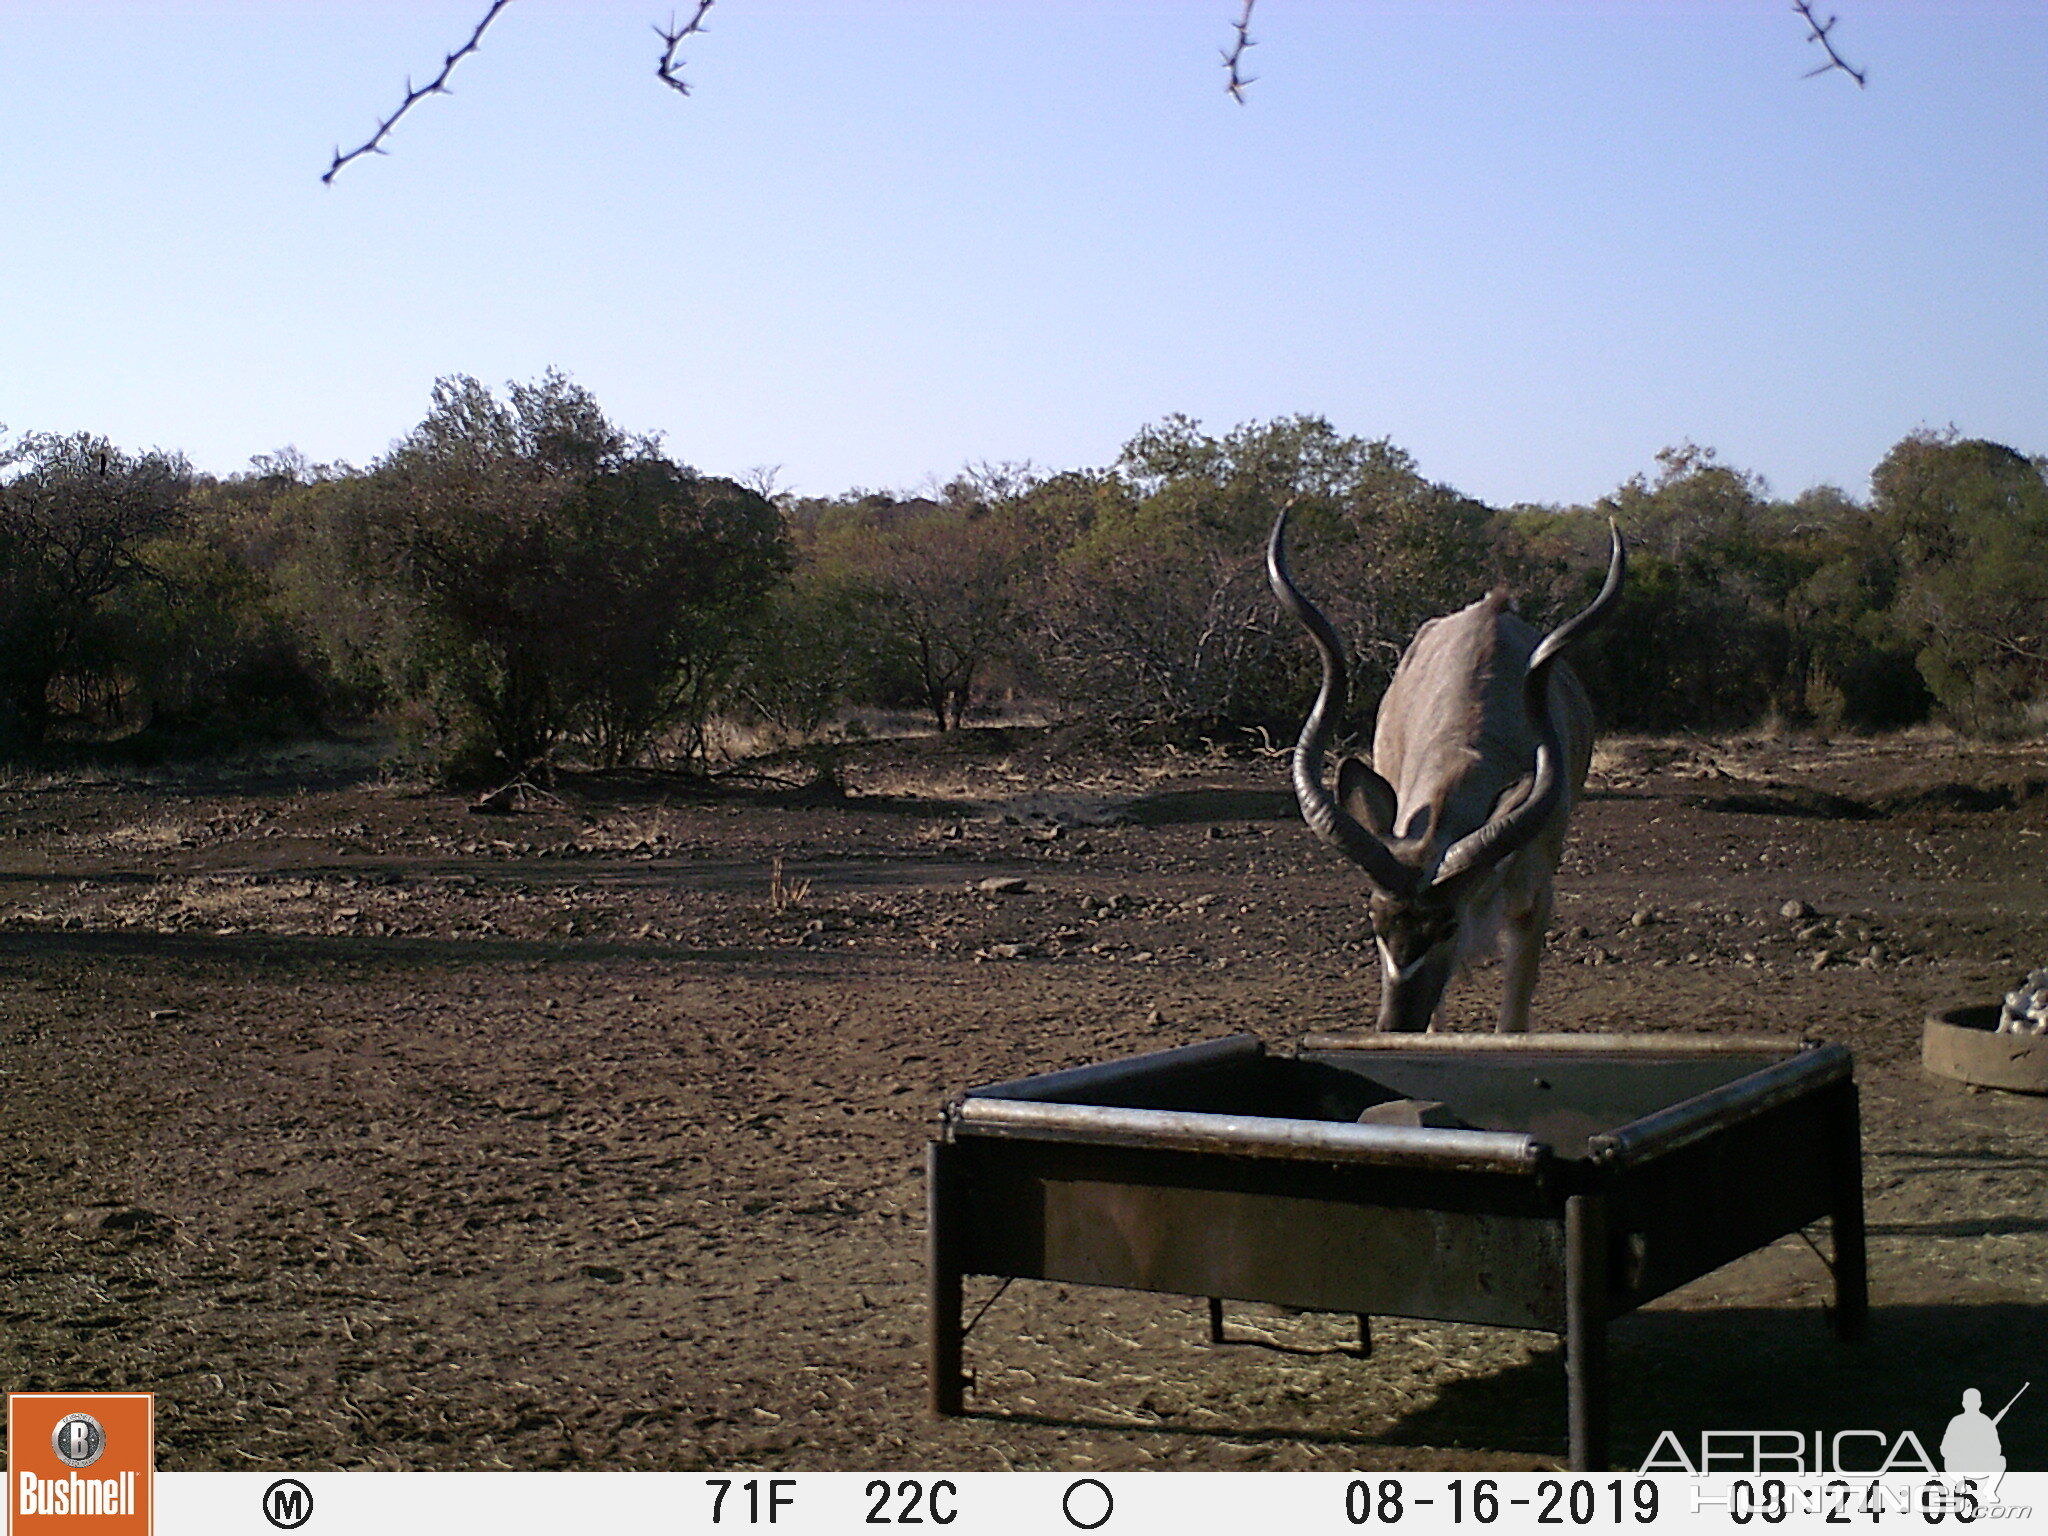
[1924,1005,2048,1094]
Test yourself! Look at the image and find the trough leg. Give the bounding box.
[927,1139,967,1415]
[1207,1296,1225,1344]
[1565,1192,1610,1472]
[1357,1314,1373,1357]
[1828,1081,1868,1344]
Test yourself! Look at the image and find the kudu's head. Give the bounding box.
[1267,509,1625,1031]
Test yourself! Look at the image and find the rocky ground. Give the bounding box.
[1,726,2045,1472]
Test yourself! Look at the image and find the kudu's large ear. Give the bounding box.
[1338,757,1398,837]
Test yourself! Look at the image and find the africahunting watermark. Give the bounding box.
[1641,1383,2032,1519]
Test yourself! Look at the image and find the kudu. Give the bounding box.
[1267,510,1625,1032]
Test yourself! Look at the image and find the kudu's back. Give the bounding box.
[1373,592,1598,857]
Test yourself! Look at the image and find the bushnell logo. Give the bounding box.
[7,1392,154,1532]
[50,1413,106,1470]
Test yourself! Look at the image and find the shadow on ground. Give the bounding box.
[1386,1303,2048,1468]
[1122,788,1296,826]
[0,928,773,971]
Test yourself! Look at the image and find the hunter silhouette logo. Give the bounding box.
[1942,1383,2028,1494]
[7,1392,153,1533]
[1642,1378,2034,1518]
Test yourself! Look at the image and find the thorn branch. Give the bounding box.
[1792,0,1867,89]
[655,0,716,97]
[1222,0,1258,104]
[324,0,515,184]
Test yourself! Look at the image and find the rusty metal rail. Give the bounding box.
[966,1032,1264,1102]
[1586,1042,1851,1167]
[950,1095,1544,1173]
[1299,1031,1810,1055]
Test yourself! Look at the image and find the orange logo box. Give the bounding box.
[6,1394,153,1535]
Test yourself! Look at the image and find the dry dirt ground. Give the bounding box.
[2,727,2046,1474]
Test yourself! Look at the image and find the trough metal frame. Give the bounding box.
[928,1033,1865,1470]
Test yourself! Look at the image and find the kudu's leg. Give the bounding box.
[1496,882,1552,1033]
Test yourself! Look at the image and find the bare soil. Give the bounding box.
[2,727,2046,1472]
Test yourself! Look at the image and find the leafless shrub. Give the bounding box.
[769,854,812,913]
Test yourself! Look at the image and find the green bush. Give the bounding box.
[359,372,788,777]
[0,432,189,750]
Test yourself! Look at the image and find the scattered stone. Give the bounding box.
[1997,967,2048,1035]
[581,1265,627,1284]
[1811,949,1835,971]
[977,877,1030,896]
[350,1234,408,1265]
[98,1206,174,1235]
[1630,909,1655,928]
[1358,1098,1469,1130]
[148,1008,183,1022]
[1781,899,1815,920]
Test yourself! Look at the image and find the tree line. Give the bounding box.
[3,372,2043,778]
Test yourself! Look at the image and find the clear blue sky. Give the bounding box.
[3,2,2042,507]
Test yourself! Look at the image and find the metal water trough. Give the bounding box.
[928,1032,1865,1470]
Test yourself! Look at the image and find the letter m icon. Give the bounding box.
[262,1478,314,1529]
